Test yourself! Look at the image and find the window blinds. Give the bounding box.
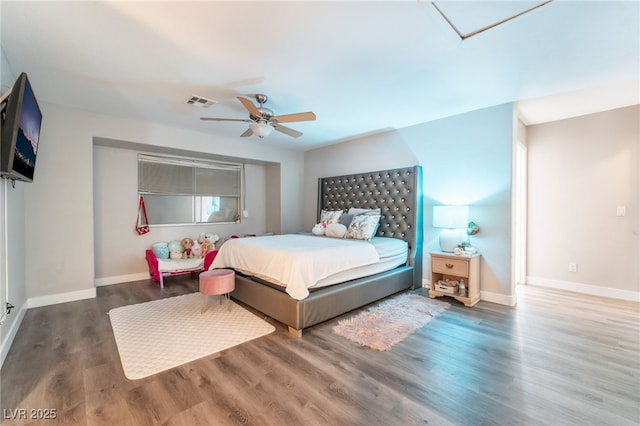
[138,154,241,196]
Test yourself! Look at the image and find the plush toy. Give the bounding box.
[151,242,169,259]
[191,240,202,258]
[200,240,213,257]
[325,223,347,238]
[168,240,184,260]
[198,232,220,246]
[312,223,327,236]
[181,238,194,258]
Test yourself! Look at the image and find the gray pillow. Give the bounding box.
[339,213,353,227]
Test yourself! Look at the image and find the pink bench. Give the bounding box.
[145,249,218,288]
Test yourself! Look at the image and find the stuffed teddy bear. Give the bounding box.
[191,240,202,258]
[200,240,213,257]
[198,232,220,247]
[181,238,194,258]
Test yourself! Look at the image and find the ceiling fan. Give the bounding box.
[201,94,316,138]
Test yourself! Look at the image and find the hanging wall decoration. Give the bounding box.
[136,196,150,235]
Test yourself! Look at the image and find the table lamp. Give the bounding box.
[433,205,468,252]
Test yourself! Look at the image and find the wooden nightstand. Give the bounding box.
[429,251,481,307]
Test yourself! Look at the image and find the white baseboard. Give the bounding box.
[0,300,27,369]
[480,290,517,306]
[95,272,150,287]
[1,288,97,369]
[27,288,96,309]
[527,276,640,302]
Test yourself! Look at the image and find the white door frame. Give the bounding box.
[514,141,528,287]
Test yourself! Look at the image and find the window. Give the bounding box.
[138,154,242,225]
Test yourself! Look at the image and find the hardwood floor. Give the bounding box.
[1,277,638,425]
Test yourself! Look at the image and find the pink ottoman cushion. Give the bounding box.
[199,269,235,296]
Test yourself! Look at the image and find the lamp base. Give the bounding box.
[439,229,465,253]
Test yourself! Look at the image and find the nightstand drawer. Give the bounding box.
[432,256,469,277]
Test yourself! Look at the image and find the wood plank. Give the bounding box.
[1,281,638,425]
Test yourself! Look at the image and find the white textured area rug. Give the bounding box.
[109,293,275,380]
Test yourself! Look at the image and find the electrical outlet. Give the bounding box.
[569,262,577,272]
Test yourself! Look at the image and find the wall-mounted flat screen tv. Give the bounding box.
[1,72,43,183]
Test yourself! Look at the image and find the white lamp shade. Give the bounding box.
[433,205,468,228]
[250,121,273,138]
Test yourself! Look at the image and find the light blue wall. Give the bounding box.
[304,103,515,301]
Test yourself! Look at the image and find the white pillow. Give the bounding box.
[345,214,381,240]
[348,207,381,216]
[325,223,347,238]
[320,209,343,225]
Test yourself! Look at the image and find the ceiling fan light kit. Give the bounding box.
[201,93,316,139]
[249,121,273,138]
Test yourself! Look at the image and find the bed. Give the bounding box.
[214,166,423,336]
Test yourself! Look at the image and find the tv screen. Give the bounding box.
[1,72,42,183]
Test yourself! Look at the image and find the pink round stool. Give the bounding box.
[199,269,235,313]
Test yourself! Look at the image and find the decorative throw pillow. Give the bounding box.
[345,214,381,241]
[320,209,343,225]
[339,213,353,227]
[325,223,347,238]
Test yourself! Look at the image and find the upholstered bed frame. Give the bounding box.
[230,165,423,336]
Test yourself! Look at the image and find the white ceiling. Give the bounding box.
[2,1,638,151]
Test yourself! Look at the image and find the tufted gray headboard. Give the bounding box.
[317,166,423,287]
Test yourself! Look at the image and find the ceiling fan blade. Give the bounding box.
[200,117,252,122]
[237,96,261,117]
[240,128,253,137]
[271,111,316,123]
[273,124,303,138]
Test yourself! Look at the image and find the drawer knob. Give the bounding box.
[445,263,454,269]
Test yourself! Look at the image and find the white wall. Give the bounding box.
[93,145,270,283]
[0,50,28,366]
[0,176,27,366]
[22,102,304,304]
[527,105,640,300]
[0,86,304,365]
[304,103,515,304]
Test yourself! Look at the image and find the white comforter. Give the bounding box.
[210,234,380,300]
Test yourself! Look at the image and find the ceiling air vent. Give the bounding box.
[186,95,217,107]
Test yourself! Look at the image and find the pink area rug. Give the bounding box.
[332,293,450,351]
